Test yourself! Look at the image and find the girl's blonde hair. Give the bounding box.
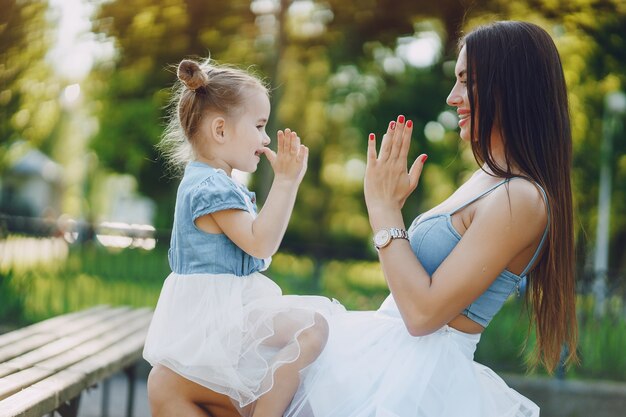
[158,58,268,175]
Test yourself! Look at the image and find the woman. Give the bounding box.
[283,20,577,417]
[148,21,578,417]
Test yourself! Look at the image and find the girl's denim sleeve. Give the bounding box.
[190,174,249,221]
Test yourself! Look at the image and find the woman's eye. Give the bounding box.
[257,125,264,130]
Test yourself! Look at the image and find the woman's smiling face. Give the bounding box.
[446,46,471,142]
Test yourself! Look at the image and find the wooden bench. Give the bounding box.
[0,305,153,417]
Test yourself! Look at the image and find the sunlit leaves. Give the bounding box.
[84,0,626,269]
[0,0,59,167]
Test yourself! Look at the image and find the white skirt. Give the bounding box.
[143,271,345,408]
[285,297,540,417]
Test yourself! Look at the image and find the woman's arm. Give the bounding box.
[365,118,547,336]
[203,130,308,259]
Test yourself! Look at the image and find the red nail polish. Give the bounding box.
[422,154,428,163]
[398,115,405,124]
[406,120,413,128]
[369,133,375,140]
[390,121,396,130]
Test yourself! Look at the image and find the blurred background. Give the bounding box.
[1,0,625,387]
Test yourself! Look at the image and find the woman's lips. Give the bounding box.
[457,109,470,128]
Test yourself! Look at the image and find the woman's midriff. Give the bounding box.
[448,314,485,334]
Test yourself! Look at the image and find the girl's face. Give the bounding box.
[446,46,471,142]
[225,88,271,173]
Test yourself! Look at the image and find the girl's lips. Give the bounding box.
[459,117,470,128]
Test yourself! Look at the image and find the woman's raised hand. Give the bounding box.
[262,129,309,184]
[364,115,427,212]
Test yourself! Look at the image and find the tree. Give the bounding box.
[88,0,626,281]
[90,0,259,226]
[0,0,59,169]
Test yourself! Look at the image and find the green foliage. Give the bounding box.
[474,300,534,374]
[2,269,163,324]
[0,241,167,323]
[88,0,259,220]
[0,269,29,325]
[573,294,626,380]
[0,0,60,170]
[0,0,625,270]
[83,0,626,275]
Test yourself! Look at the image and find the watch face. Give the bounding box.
[374,229,391,247]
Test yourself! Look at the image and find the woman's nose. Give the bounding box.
[446,90,461,107]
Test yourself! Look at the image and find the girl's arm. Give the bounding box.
[208,130,308,259]
[364,119,547,336]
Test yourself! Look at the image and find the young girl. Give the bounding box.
[143,58,343,417]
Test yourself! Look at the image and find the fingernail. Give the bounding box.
[369,133,375,141]
[398,115,405,124]
[390,121,396,130]
[422,154,428,163]
[406,120,413,128]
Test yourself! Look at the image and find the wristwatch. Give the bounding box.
[373,228,409,251]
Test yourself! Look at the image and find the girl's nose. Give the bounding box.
[262,133,270,146]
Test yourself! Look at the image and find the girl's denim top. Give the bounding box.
[168,161,268,276]
[408,178,549,328]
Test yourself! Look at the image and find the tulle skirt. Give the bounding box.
[285,296,540,417]
[142,271,345,408]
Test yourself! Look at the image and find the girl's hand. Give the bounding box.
[364,115,427,213]
[261,129,309,184]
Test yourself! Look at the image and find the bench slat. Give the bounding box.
[37,310,152,371]
[0,307,131,364]
[0,307,141,375]
[0,329,149,417]
[0,368,85,417]
[0,310,152,400]
[0,368,52,400]
[67,329,148,386]
[0,334,57,363]
[0,306,108,349]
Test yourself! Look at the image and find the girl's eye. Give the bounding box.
[256,125,264,130]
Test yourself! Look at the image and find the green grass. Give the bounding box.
[10,270,163,323]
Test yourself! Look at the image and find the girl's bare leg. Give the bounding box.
[148,365,240,417]
[250,313,329,417]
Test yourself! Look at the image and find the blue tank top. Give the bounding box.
[168,161,268,276]
[407,177,549,327]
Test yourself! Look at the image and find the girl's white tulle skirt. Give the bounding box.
[286,297,540,417]
[142,271,345,408]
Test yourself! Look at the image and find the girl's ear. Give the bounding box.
[211,117,227,144]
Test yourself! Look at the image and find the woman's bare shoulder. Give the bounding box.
[481,177,548,233]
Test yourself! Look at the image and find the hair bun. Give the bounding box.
[177,59,209,90]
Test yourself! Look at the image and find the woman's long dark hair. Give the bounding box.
[464,21,578,373]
